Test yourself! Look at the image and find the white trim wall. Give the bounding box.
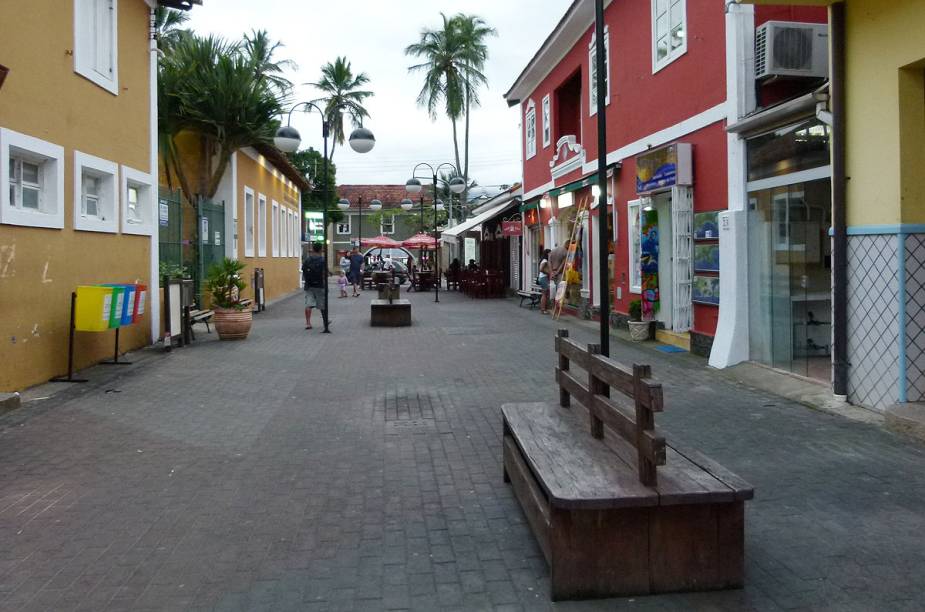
[257,193,267,257]
[243,186,255,257]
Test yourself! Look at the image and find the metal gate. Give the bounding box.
[197,198,225,302]
[158,188,184,274]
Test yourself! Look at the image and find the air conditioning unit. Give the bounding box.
[755,21,828,80]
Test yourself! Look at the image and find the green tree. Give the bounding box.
[308,57,374,162]
[405,13,495,205]
[243,29,296,96]
[154,6,190,52]
[286,148,342,224]
[158,33,289,204]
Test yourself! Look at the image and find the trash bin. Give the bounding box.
[131,284,147,323]
[74,285,114,332]
[106,285,126,329]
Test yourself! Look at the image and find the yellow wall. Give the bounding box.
[234,151,303,303]
[0,0,153,391]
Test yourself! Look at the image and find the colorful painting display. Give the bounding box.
[694,244,720,272]
[693,212,719,239]
[692,275,720,305]
[640,208,660,319]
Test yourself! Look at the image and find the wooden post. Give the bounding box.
[633,364,656,486]
[587,343,604,439]
[556,329,570,407]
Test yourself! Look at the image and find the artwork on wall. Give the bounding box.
[692,275,720,305]
[694,211,720,239]
[694,244,720,272]
[640,208,660,319]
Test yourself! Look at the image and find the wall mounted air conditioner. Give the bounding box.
[755,21,828,80]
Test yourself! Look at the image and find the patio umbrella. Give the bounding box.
[401,233,438,249]
[361,235,402,248]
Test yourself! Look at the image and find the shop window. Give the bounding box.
[258,194,267,256]
[120,165,154,235]
[244,187,255,257]
[74,0,118,95]
[1,128,65,229]
[74,151,117,233]
[337,216,352,235]
[628,199,642,293]
[271,201,279,257]
[652,0,687,73]
[525,100,537,159]
[381,214,395,235]
[747,118,830,182]
[542,95,551,148]
[589,26,611,115]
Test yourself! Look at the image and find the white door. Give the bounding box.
[671,185,693,332]
[655,195,673,330]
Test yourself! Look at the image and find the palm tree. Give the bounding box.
[243,29,296,96]
[154,6,190,52]
[405,14,495,205]
[308,57,373,162]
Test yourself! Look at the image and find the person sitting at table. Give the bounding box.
[449,258,461,275]
[467,259,479,272]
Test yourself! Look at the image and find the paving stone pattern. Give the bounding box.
[2,289,925,611]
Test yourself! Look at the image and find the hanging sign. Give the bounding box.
[501,221,522,237]
[636,143,692,193]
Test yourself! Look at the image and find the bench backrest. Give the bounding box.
[554,328,667,486]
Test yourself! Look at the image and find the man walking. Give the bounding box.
[547,239,570,311]
[302,242,327,330]
[348,247,364,297]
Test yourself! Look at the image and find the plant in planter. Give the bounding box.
[205,258,252,340]
[627,299,650,342]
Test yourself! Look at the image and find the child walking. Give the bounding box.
[337,270,349,298]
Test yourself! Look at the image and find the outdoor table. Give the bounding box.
[417,270,434,291]
[372,271,391,286]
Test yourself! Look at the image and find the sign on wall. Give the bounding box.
[636,143,692,193]
[464,237,477,263]
[502,221,522,237]
[159,201,169,226]
[305,211,324,244]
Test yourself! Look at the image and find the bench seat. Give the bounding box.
[517,286,543,309]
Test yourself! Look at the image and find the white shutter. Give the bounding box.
[671,186,693,332]
[510,237,520,290]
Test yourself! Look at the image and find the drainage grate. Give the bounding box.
[381,389,436,422]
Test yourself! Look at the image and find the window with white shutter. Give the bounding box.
[74,0,119,95]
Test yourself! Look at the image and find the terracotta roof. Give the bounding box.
[253,143,311,191]
[336,185,432,210]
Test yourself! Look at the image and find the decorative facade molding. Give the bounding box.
[549,135,585,180]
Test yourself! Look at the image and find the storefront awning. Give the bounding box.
[545,166,617,198]
[441,198,520,243]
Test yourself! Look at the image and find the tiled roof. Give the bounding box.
[336,185,431,210]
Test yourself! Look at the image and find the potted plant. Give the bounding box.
[628,299,650,342]
[205,258,252,340]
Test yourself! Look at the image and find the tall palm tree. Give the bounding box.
[405,14,494,205]
[243,29,296,96]
[308,57,373,162]
[154,6,190,52]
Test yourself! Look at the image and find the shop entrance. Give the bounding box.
[747,179,832,381]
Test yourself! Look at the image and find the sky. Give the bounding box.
[186,0,573,189]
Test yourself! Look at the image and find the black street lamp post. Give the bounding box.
[405,163,466,304]
[274,103,375,333]
[594,0,611,356]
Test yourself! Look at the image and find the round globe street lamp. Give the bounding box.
[405,163,465,303]
[274,102,375,333]
[400,198,414,211]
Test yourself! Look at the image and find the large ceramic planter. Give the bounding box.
[628,320,650,342]
[213,307,252,340]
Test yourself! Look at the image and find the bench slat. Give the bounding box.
[555,368,590,408]
[503,436,551,562]
[590,354,663,412]
[555,336,592,369]
[502,402,658,509]
[667,440,754,501]
[591,394,666,467]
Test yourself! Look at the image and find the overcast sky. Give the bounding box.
[187,0,572,188]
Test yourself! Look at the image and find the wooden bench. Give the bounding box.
[502,329,753,600]
[185,309,214,341]
[517,285,543,309]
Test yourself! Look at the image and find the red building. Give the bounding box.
[505,0,825,356]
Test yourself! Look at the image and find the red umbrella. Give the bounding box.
[361,235,401,248]
[402,233,438,249]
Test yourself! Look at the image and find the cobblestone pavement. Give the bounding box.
[2,288,925,611]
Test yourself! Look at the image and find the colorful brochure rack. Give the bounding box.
[52,283,148,383]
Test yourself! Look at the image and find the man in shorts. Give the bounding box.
[348,247,364,297]
[547,239,570,306]
[301,242,327,330]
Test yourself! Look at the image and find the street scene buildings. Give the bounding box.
[0,0,924,610]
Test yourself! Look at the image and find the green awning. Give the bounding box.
[519,199,540,212]
[546,166,617,198]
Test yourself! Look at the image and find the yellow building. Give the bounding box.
[738,0,925,410]
[0,1,189,391]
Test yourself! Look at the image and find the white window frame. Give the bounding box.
[74,0,119,95]
[271,200,279,257]
[0,128,65,229]
[589,26,611,116]
[73,150,118,233]
[380,214,395,235]
[243,186,255,257]
[628,199,642,294]
[336,215,352,235]
[525,100,537,159]
[257,193,267,256]
[542,94,552,148]
[291,210,299,256]
[120,165,154,235]
[651,0,688,74]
